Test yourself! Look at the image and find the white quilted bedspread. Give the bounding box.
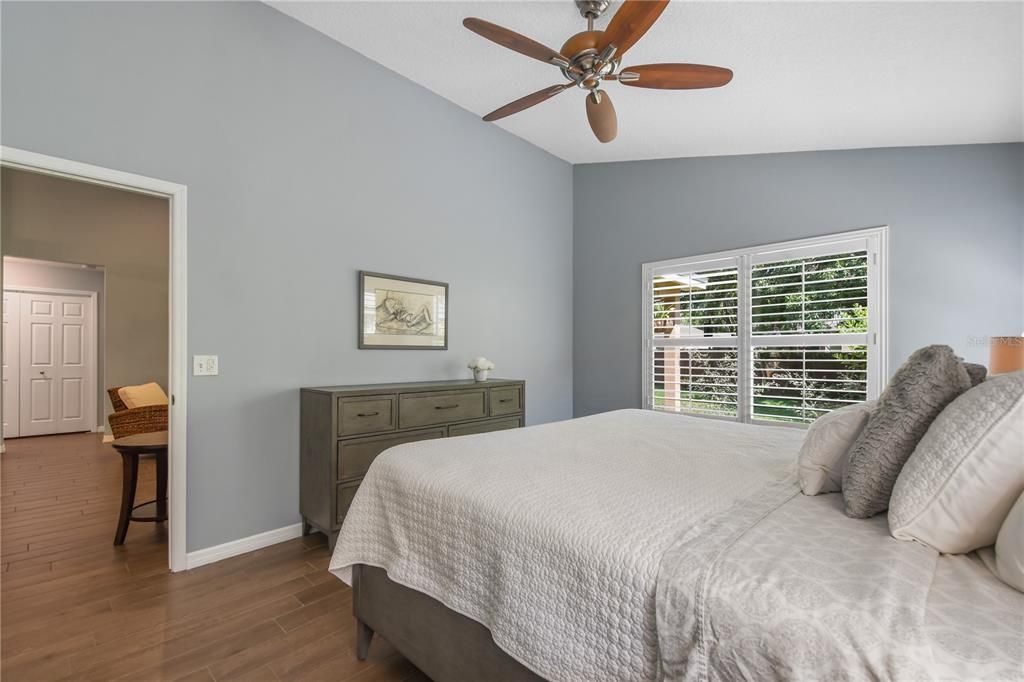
[329,409,804,681]
[657,488,1024,681]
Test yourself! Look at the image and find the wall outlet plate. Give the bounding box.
[193,355,219,376]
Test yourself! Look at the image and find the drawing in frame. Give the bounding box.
[359,271,449,350]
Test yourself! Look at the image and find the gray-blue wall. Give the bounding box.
[1,1,574,551]
[573,144,1024,417]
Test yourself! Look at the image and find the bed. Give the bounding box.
[329,409,1024,681]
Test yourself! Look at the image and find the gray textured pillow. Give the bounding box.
[963,362,987,386]
[842,345,972,518]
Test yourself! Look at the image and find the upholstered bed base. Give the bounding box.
[352,564,545,681]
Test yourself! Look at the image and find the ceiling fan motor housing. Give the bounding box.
[560,31,618,91]
[561,30,602,57]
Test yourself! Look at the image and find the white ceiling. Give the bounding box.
[270,1,1023,164]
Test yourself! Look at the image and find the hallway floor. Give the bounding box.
[1,432,421,681]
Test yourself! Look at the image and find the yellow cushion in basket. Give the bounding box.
[118,382,168,409]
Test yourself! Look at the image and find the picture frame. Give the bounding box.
[358,271,449,350]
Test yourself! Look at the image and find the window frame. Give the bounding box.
[642,226,889,427]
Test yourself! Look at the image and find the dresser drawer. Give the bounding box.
[338,396,395,436]
[448,416,522,437]
[489,386,522,416]
[336,481,360,525]
[337,428,445,481]
[399,389,486,429]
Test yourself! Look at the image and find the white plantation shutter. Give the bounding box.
[652,346,739,417]
[751,345,868,423]
[643,228,886,425]
[649,259,741,419]
[749,242,872,424]
[651,261,739,339]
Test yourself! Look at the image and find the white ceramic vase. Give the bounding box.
[473,369,491,382]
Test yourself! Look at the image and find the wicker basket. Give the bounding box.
[107,387,168,438]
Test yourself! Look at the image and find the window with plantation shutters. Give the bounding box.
[643,228,887,426]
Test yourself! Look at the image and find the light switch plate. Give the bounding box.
[193,355,219,376]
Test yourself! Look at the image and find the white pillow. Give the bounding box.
[992,490,1024,592]
[889,371,1024,554]
[798,401,875,495]
[118,382,168,409]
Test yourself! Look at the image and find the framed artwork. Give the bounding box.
[358,271,449,350]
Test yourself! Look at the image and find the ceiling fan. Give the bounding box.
[463,0,733,143]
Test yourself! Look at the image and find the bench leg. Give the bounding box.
[356,619,374,661]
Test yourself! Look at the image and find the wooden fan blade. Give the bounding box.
[483,84,571,122]
[616,63,733,89]
[463,18,567,66]
[598,0,669,60]
[585,90,617,143]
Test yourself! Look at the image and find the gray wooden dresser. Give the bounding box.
[300,378,526,548]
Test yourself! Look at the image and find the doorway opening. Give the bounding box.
[4,258,103,438]
[1,147,187,572]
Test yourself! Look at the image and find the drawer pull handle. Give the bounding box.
[498,398,512,403]
[357,411,379,417]
[434,404,459,410]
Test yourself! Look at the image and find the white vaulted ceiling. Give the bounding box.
[269,1,1023,164]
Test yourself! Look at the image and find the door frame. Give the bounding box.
[1,145,188,572]
[6,286,99,436]
[3,291,22,438]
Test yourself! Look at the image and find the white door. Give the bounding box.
[3,292,21,438]
[18,291,94,436]
[56,298,91,433]
[21,293,59,436]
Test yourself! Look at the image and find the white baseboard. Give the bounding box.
[184,522,304,570]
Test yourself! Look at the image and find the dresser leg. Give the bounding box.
[356,619,374,660]
[301,517,312,536]
[328,531,339,552]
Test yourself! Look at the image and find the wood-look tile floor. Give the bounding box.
[1,432,423,681]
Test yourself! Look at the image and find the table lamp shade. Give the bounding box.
[990,337,1024,375]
